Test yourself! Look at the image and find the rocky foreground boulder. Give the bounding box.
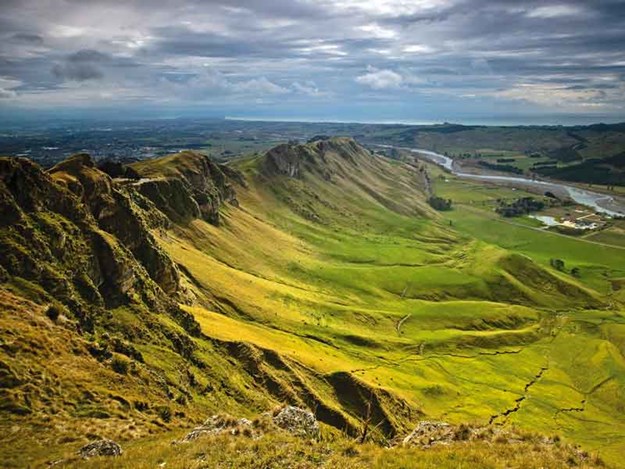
[401,420,557,448]
[272,405,320,439]
[180,406,320,443]
[182,415,260,442]
[79,439,122,458]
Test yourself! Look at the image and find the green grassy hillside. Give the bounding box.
[161,138,625,463]
[1,138,623,467]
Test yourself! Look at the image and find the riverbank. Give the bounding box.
[389,145,625,217]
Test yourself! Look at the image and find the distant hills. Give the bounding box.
[365,122,625,187]
[3,120,625,188]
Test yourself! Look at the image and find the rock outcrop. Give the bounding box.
[130,150,241,225]
[401,421,458,447]
[401,421,561,449]
[79,439,122,458]
[272,405,320,439]
[262,137,364,180]
[179,406,320,443]
[133,177,202,223]
[181,415,260,442]
[0,151,233,334]
[48,153,180,296]
[263,143,306,177]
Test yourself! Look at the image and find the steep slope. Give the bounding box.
[0,137,623,467]
[259,136,432,222]
[0,152,254,466]
[130,150,240,224]
[158,138,624,462]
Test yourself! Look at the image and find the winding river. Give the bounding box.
[384,146,625,217]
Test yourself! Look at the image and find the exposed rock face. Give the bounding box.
[97,159,140,180]
[130,151,241,225]
[48,154,180,296]
[262,137,364,180]
[264,143,305,177]
[402,421,456,447]
[0,157,106,326]
[181,415,259,442]
[179,407,320,443]
[0,148,245,339]
[0,157,84,226]
[79,439,122,458]
[0,154,202,333]
[272,405,320,439]
[133,177,201,223]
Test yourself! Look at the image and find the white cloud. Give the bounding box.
[291,81,327,97]
[356,67,403,90]
[0,88,18,99]
[401,73,426,86]
[49,25,88,38]
[230,77,289,95]
[297,43,347,56]
[174,71,290,97]
[526,5,584,19]
[494,83,613,109]
[323,0,450,17]
[358,23,397,39]
[0,77,21,99]
[402,44,433,54]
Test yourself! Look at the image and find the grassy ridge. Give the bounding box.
[154,140,625,464]
[1,138,624,467]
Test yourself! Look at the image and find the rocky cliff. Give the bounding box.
[0,149,246,464]
[259,136,432,221]
[49,153,180,297]
[263,137,364,180]
[0,149,241,333]
[130,150,240,225]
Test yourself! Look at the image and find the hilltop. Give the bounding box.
[0,137,623,467]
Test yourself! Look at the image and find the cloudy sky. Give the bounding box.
[0,0,624,124]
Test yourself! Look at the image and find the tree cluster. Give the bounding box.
[496,197,545,217]
[549,259,581,277]
[428,196,452,211]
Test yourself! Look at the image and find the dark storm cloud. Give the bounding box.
[149,27,293,59]
[10,33,44,44]
[50,49,143,82]
[52,62,103,81]
[0,0,623,119]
